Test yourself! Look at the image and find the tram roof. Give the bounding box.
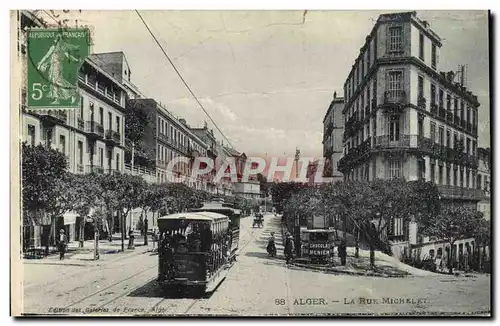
[157,212,229,222]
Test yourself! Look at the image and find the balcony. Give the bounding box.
[374,134,411,148]
[416,136,435,155]
[446,111,453,121]
[438,107,446,118]
[157,133,169,144]
[78,72,122,107]
[85,121,104,139]
[437,185,484,201]
[430,103,438,115]
[382,90,407,113]
[77,118,85,132]
[105,130,121,146]
[337,138,371,173]
[124,163,157,183]
[38,110,67,125]
[417,96,426,109]
[85,165,104,174]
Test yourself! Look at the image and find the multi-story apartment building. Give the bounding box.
[477,147,491,220]
[337,11,484,256]
[18,11,127,245]
[126,98,209,188]
[190,123,220,194]
[322,92,344,181]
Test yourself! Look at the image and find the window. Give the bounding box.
[80,97,84,119]
[391,217,404,237]
[430,122,436,142]
[454,132,458,149]
[453,168,458,186]
[466,170,470,188]
[388,71,403,94]
[116,116,120,133]
[27,124,35,146]
[446,94,451,110]
[389,26,403,52]
[99,107,104,126]
[108,112,112,130]
[467,107,471,124]
[430,163,435,183]
[107,149,112,169]
[157,144,161,160]
[418,75,424,99]
[431,43,437,69]
[477,174,482,190]
[438,166,443,185]
[460,169,464,187]
[461,101,465,120]
[389,115,400,141]
[365,163,370,181]
[389,160,402,179]
[89,102,94,120]
[438,126,444,145]
[418,118,424,137]
[419,33,425,59]
[116,153,120,171]
[446,129,451,148]
[484,176,489,192]
[454,98,459,115]
[59,135,65,154]
[466,138,471,155]
[99,148,104,167]
[418,159,425,180]
[77,141,83,165]
[437,248,443,259]
[446,166,451,185]
[430,84,436,105]
[472,141,476,157]
[438,89,444,108]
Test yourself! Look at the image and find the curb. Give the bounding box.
[23,246,151,267]
[290,262,410,278]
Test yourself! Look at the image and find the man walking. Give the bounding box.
[338,238,347,266]
[284,233,295,264]
[57,229,67,260]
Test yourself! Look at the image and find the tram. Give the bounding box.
[156,201,241,294]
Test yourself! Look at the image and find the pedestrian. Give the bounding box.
[57,229,67,260]
[284,233,295,264]
[152,229,158,252]
[338,238,347,266]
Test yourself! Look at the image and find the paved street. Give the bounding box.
[22,214,490,316]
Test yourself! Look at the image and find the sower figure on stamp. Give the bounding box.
[57,229,68,260]
[338,239,347,266]
[284,233,295,264]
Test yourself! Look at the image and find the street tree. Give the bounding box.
[22,143,77,254]
[72,173,101,248]
[420,206,480,274]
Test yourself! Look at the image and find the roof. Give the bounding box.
[157,212,229,222]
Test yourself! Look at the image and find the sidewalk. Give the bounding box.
[23,233,156,267]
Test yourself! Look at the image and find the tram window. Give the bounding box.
[310,233,328,242]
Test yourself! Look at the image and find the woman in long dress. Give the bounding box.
[36,34,81,105]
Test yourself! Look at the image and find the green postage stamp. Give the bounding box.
[27,28,90,109]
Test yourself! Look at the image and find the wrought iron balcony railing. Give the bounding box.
[383,90,407,105]
[85,121,104,138]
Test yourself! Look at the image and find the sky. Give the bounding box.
[39,10,490,158]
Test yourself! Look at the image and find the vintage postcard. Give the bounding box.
[10,9,491,317]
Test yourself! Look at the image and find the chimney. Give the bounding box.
[460,65,465,86]
[179,118,187,125]
[423,20,429,28]
[333,91,337,100]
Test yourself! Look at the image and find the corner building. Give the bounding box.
[338,12,483,252]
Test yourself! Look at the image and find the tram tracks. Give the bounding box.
[64,263,158,311]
